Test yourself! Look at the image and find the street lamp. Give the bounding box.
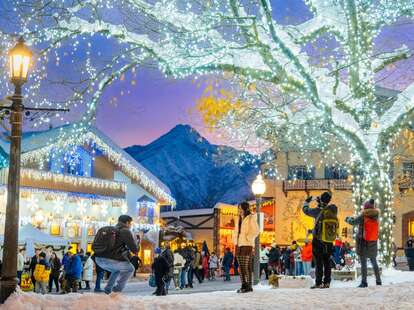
[0,37,32,303]
[252,172,266,285]
[0,38,68,304]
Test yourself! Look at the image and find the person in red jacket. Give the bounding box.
[301,241,313,275]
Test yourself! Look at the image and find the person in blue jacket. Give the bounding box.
[64,251,82,293]
[222,247,234,281]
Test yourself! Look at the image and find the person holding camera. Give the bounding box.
[303,191,338,289]
[346,199,381,288]
[92,215,139,294]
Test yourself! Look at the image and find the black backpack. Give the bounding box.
[92,226,118,256]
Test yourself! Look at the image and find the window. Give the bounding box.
[403,162,414,178]
[325,166,349,179]
[288,165,315,180]
[409,219,414,237]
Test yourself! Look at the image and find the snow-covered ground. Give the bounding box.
[3,269,414,310]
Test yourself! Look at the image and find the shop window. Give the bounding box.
[87,227,95,236]
[325,166,348,179]
[143,249,152,265]
[409,219,414,237]
[70,243,78,254]
[50,224,61,236]
[288,165,315,180]
[403,162,414,178]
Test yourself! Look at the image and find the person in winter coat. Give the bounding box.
[184,245,195,288]
[193,247,203,284]
[406,236,414,249]
[346,199,382,287]
[294,246,303,276]
[64,252,82,293]
[94,215,138,294]
[152,248,170,296]
[301,241,313,276]
[81,252,93,290]
[34,252,51,294]
[209,252,219,280]
[161,242,174,291]
[233,201,260,293]
[268,244,280,274]
[17,249,25,286]
[201,252,209,280]
[30,249,41,291]
[173,250,185,289]
[259,245,269,280]
[303,192,338,289]
[130,255,142,277]
[222,248,234,281]
[48,252,61,293]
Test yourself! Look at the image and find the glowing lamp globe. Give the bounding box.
[8,37,33,85]
[252,173,266,196]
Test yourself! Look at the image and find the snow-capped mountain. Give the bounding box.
[125,124,258,210]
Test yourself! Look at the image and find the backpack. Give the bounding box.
[317,206,339,243]
[363,217,379,241]
[92,226,118,256]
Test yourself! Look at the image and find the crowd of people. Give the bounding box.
[15,215,142,295]
[9,193,414,297]
[151,241,238,296]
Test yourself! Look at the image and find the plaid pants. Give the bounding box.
[237,246,253,289]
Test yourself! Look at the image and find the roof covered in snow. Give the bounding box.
[0,124,175,205]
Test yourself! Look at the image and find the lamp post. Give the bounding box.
[0,37,32,303]
[0,37,68,303]
[251,172,266,286]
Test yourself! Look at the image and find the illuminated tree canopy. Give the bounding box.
[3,0,414,264]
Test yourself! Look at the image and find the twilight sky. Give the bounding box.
[93,0,313,148]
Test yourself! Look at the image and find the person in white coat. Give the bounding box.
[17,249,25,286]
[233,201,260,293]
[173,250,185,290]
[82,252,93,290]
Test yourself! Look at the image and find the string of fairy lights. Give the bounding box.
[0,1,412,265]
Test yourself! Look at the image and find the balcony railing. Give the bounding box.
[282,179,352,192]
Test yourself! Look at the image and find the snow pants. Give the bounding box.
[312,239,333,286]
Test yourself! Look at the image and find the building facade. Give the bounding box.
[0,125,175,267]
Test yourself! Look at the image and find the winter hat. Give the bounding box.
[363,199,375,209]
[155,247,162,255]
[240,202,250,212]
[320,192,332,204]
[39,252,46,258]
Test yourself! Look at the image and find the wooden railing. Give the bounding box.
[282,179,352,192]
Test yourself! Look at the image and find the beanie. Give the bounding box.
[320,192,332,204]
[155,247,162,255]
[363,200,375,209]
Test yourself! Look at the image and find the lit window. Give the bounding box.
[403,162,414,178]
[288,165,315,180]
[325,166,348,179]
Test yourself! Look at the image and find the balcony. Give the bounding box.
[0,168,127,198]
[282,179,352,195]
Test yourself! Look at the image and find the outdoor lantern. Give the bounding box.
[8,37,33,85]
[252,173,266,196]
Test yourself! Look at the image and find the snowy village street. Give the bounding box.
[3,269,414,309]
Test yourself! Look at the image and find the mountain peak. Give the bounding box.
[125,123,257,210]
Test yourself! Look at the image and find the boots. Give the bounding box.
[310,284,324,289]
[358,282,368,288]
[237,283,252,293]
